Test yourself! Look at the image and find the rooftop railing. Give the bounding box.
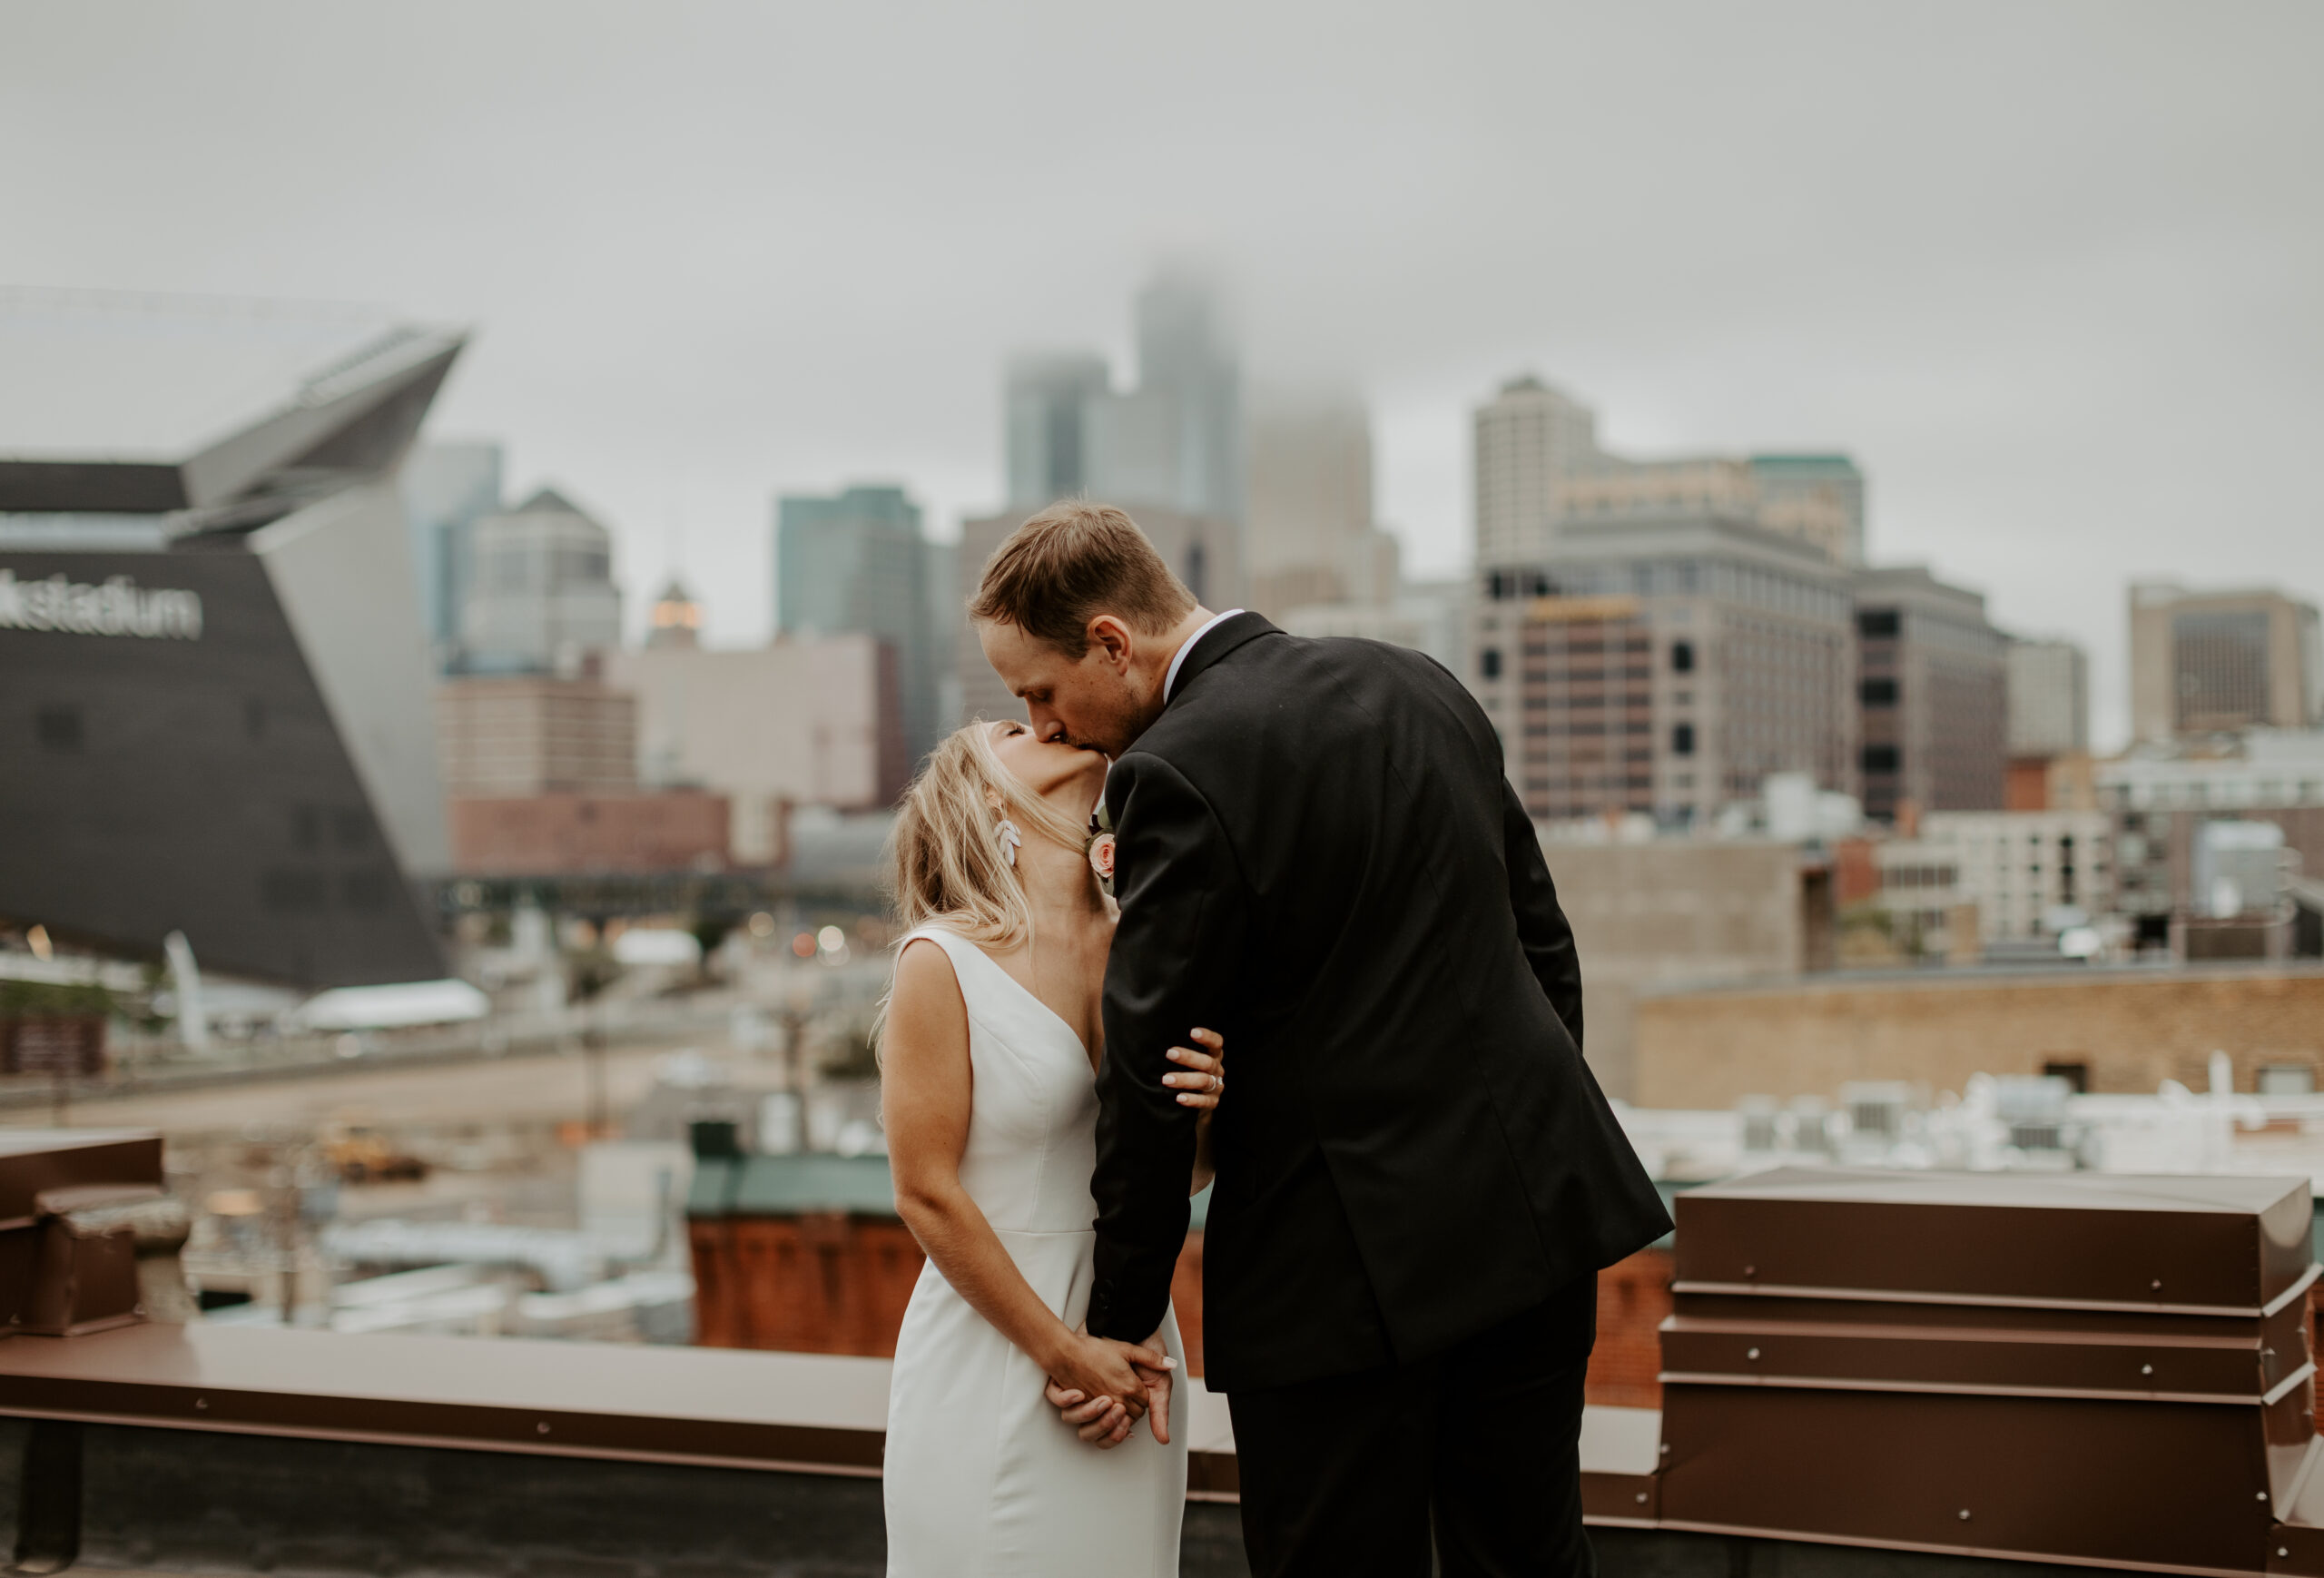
[4,1129,2322,1576]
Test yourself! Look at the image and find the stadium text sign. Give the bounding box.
[0,568,203,640]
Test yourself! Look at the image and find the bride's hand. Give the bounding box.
[1045,1327,1169,1443]
[1045,1377,1135,1446]
[1164,1029,1226,1112]
[1045,1324,1177,1450]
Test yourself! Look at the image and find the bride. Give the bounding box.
[879,718,1226,1576]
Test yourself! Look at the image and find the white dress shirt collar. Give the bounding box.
[1164,608,1246,703]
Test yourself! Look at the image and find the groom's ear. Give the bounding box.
[1087,615,1136,672]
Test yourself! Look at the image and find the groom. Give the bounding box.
[971,501,1670,1576]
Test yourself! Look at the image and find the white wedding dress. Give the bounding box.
[883,925,1188,1577]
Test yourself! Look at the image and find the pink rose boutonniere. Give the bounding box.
[1088,833,1117,883]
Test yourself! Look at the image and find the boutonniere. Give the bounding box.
[1088,833,1117,883]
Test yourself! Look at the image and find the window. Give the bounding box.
[1672,723,1696,756]
[1670,640,1695,674]
[1480,647,1502,680]
[1857,609,1900,639]
[1860,677,1897,706]
[1862,744,1899,773]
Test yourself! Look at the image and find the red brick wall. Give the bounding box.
[1585,1247,1673,1408]
[448,790,729,875]
[696,1218,1674,1406]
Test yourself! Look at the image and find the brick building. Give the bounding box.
[1634,962,2324,1110]
[447,790,729,876]
[684,1150,1673,1405]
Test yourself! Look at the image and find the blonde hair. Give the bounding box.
[874,722,1095,1058]
[886,721,1092,948]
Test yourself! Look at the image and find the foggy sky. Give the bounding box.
[4,0,2318,748]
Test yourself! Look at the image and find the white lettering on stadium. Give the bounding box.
[0,568,203,640]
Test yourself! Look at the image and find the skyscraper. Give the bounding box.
[1854,566,2009,823]
[459,488,624,676]
[1005,353,1109,508]
[1001,273,1245,525]
[2130,582,2322,743]
[1472,376,1600,569]
[1244,389,1400,619]
[776,484,940,767]
[1089,273,1244,525]
[401,440,502,669]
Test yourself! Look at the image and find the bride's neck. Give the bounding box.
[1013,833,1103,932]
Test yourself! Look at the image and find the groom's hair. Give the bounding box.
[969,500,1196,657]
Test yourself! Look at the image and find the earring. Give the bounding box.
[996,819,1022,868]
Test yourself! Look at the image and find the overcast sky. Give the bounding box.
[4,0,2318,747]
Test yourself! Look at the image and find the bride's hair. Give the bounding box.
[885,719,1090,950]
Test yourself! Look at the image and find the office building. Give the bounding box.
[1748,455,1866,566]
[1472,377,1866,569]
[1472,376,1600,567]
[999,273,1243,528]
[1875,810,2114,944]
[922,538,960,732]
[0,288,458,985]
[1244,389,1401,620]
[2100,731,2324,951]
[1004,353,1109,508]
[607,634,906,862]
[1854,566,2009,824]
[436,676,638,798]
[775,485,939,769]
[459,488,624,676]
[954,503,1243,728]
[2130,582,2321,743]
[1086,273,1243,525]
[1470,511,1856,826]
[401,440,502,669]
[2005,636,2090,758]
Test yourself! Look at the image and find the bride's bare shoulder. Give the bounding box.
[889,936,967,1039]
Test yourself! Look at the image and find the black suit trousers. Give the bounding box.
[1226,1273,1600,1578]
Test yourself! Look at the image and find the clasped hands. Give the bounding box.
[1044,1327,1176,1449]
[1039,1029,1223,1448]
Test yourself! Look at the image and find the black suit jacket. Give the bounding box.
[1085,613,1671,1392]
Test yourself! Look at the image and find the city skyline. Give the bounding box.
[8,2,2316,751]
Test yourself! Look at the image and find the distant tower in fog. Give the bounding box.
[646,577,703,650]
[1001,272,1245,528]
[1245,389,1399,619]
[1006,352,1110,509]
[1472,376,1598,569]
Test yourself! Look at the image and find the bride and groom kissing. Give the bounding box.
[877,501,1669,1576]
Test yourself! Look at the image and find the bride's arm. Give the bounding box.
[883,940,1165,1419]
